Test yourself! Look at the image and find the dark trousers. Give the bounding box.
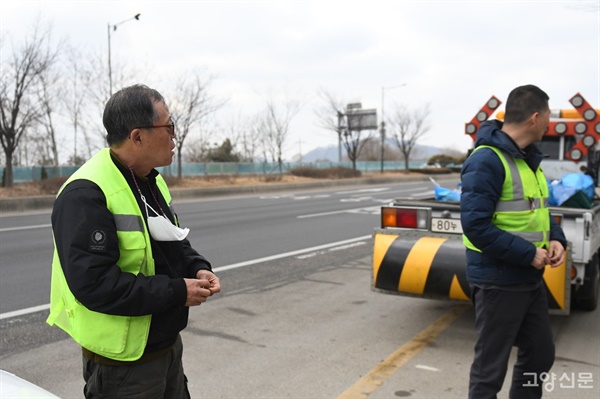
[83,335,190,399]
[469,285,555,399]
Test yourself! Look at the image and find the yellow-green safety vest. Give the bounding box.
[46,148,172,361]
[463,145,550,252]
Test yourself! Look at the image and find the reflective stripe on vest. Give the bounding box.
[114,214,144,232]
[495,197,549,212]
[513,231,544,242]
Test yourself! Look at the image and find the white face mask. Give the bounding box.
[143,197,190,241]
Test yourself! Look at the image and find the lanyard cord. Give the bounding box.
[128,167,166,217]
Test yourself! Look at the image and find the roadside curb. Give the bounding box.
[0,173,458,214]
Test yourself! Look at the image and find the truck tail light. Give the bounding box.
[381,207,428,229]
[551,214,562,226]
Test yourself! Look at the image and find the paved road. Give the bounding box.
[1,178,598,398]
[1,247,598,398]
[0,179,446,314]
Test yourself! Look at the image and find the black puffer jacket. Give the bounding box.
[460,120,566,286]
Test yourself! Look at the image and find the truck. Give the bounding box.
[372,93,600,314]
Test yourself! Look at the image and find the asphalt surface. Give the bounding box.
[2,248,598,399]
[1,175,598,398]
[0,175,445,314]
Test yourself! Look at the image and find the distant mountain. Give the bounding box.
[301,143,449,162]
[301,145,340,162]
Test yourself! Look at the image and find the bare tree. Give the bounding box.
[357,139,381,162]
[61,46,90,165]
[0,20,60,186]
[183,134,210,163]
[36,72,62,166]
[314,88,346,162]
[389,103,432,172]
[244,114,266,163]
[226,112,264,163]
[263,93,303,172]
[169,70,226,178]
[25,128,55,166]
[79,50,147,156]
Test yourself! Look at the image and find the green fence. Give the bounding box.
[2,161,426,183]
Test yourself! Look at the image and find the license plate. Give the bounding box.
[430,218,463,234]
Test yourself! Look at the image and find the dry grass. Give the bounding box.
[0,174,317,199]
[0,170,427,199]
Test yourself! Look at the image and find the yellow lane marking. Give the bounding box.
[337,305,469,399]
[399,237,447,294]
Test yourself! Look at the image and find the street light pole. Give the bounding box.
[107,23,112,96]
[107,13,141,96]
[337,111,345,162]
[380,83,407,173]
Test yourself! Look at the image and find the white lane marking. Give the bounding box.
[0,235,372,320]
[0,304,50,320]
[335,188,390,194]
[213,235,371,272]
[259,194,331,200]
[340,196,376,203]
[295,241,366,259]
[298,206,380,218]
[409,189,434,198]
[0,224,51,233]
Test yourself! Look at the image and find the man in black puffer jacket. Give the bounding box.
[461,85,566,399]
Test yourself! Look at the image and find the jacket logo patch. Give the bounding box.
[89,229,107,252]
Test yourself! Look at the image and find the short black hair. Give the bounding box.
[102,84,165,146]
[504,84,549,124]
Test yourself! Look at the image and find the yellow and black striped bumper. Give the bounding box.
[372,231,571,315]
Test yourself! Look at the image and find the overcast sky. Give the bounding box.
[2,0,599,161]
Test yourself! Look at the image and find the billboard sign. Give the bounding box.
[346,108,378,131]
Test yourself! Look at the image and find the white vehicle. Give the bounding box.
[0,370,59,399]
[372,93,600,314]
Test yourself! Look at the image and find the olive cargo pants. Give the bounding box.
[82,335,190,399]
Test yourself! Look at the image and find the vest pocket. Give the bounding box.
[67,300,150,361]
[116,231,147,274]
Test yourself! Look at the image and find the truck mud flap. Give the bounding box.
[372,231,571,315]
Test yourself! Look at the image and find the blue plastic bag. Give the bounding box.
[434,186,461,202]
[550,173,594,206]
[547,178,558,206]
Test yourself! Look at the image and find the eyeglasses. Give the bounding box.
[134,121,175,136]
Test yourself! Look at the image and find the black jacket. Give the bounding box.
[51,153,212,353]
[460,120,567,286]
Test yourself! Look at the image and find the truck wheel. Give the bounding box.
[575,252,599,311]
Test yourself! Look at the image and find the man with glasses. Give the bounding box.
[47,84,220,398]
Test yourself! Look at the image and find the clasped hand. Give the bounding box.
[184,270,221,306]
[531,240,565,270]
